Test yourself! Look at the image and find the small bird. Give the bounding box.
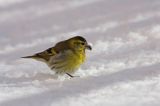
[22,36,92,78]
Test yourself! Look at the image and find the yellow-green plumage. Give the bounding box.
[22,36,91,77]
[48,49,85,74]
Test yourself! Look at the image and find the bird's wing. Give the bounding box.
[37,47,58,60]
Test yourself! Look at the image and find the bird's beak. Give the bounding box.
[85,44,92,50]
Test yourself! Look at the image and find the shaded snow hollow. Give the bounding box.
[0,0,160,106]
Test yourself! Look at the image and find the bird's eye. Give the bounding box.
[81,42,85,45]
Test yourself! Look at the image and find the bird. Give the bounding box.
[22,36,92,78]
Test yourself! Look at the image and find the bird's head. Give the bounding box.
[67,36,92,52]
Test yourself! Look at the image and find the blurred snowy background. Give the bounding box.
[0,0,160,106]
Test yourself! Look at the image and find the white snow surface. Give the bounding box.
[0,0,160,106]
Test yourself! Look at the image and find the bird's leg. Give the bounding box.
[66,73,74,78]
[66,73,80,78]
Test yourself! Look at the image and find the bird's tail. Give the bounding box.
[21,54,47,62]
[21,55,36,59]
[21,54,41,59]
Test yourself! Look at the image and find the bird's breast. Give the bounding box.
[48,50,85,74]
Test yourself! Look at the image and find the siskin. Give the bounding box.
[22,36,92,78]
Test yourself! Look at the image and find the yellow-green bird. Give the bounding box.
[22,36,92,77]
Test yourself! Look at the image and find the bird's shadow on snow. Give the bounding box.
[1,63,160,106]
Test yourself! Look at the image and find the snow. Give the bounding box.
[0,0,160,106]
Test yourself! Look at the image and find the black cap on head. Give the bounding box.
[72,36,87,42]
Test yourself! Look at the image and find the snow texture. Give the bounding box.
[0,0,160,106]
